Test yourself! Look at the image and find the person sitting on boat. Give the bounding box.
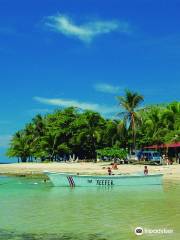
[144,166,148,175]
[108,167,112,175]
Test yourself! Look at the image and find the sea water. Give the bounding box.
[0,176,179,240]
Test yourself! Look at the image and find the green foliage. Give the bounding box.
[97,147,127,159]
[6,90,180,162]
[7,108,110,161]
[136,102,180,147]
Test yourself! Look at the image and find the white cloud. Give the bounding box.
[45,14,130,42]
[94,83,120,94]
[0,135,12,148]
[34,96,119,115]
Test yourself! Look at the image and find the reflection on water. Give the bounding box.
[0,176,179,240]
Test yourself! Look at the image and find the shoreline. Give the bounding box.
[0,162,180,181]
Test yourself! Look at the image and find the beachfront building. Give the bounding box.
[144,142,180,163]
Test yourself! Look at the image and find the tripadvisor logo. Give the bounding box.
[135,227,143,236]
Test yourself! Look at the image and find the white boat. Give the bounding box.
[44,171,163,187]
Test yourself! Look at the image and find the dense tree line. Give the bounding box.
[7,90,180,162]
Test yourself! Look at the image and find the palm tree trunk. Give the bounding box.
[51,136,57,161]
[132,115,136,151]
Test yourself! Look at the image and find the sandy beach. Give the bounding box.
[0,162,180,181]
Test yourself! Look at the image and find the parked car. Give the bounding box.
[138,150,162,164]
[127,150,162,164]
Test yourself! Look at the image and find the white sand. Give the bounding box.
[0,162,180,181]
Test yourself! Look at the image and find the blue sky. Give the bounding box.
[0,0,180,160]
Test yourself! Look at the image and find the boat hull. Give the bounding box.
[45,172,163,187]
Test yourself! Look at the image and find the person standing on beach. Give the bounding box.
[144,166,148,175]
[108,167,112,175]
[178,152,180,164]
[166,155,169,165]
[162,154,166,164]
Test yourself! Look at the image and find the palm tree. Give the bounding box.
[162,102,180,143]
[117,119,129,148]
[70,111,105,159]
[7,131,31,162]
[117,89,144,151]
[139,105,168,146]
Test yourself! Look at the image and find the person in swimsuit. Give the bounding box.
[108,167,112,175]
[144,166,148,175]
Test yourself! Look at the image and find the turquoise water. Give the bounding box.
[0,176,179,240]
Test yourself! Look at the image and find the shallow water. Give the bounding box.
[0,176,179,240]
